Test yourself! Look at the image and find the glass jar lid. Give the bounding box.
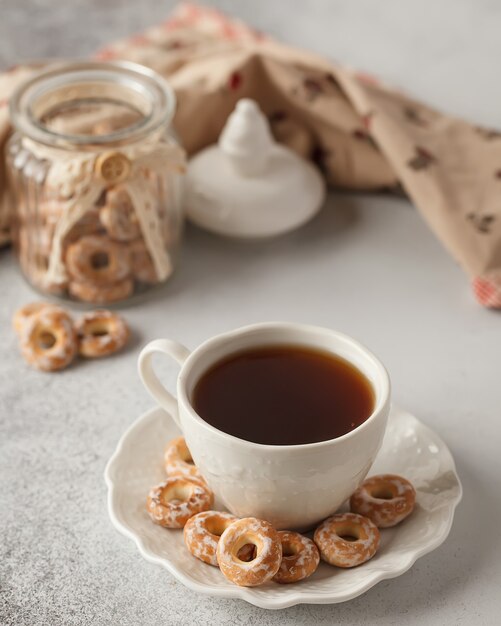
[9,60,176,151]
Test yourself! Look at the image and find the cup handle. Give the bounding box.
[138,339,191,429]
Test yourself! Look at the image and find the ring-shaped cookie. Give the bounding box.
[184,511,238,566]
[164,436,206,484]
[13,302,51,335]
[19,306,77,372]
[76,310,129,357]
[314,512,380,568]
[146,477,214,529]
[99,186,140,242]
[273,530,320,583]
[350,474,416,528]
[216,517,282,587]
[65,234,130,286]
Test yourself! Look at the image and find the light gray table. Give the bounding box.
[1,1,500,624]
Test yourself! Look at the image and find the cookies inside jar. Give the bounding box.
[7,61,186,305]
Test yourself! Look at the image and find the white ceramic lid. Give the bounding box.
[185,99,326,238]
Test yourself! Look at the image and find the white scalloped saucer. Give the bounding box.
[105,405,462,609]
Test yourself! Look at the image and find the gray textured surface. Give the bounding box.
[1,1,500,625]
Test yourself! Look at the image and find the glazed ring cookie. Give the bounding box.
[100,186,140,242]
[164,437,206,484]
[19,307,78,372]
[12,302,51,335]
[65,234,130,286]
[273,531,320,584]
[350,474,416,528]
[146,477,214,529]
[184,511,239,566]
[69,277,133,303]
[314,512,380,568]
[76,310,129,358]
[216,517,282,587]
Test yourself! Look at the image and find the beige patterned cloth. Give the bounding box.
[1,3,501,308]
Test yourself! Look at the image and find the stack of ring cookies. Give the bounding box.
[14,163,178,303]
[148,437,320,587]
[13,301,130,371]
[147,435,418,588]
[313,474,416,569]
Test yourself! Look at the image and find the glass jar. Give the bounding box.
[7,61,185,304]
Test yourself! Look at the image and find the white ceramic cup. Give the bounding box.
[138,322,391,530]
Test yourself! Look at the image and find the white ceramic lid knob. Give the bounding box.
[185,98,326,239]
[219,99,274,177]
